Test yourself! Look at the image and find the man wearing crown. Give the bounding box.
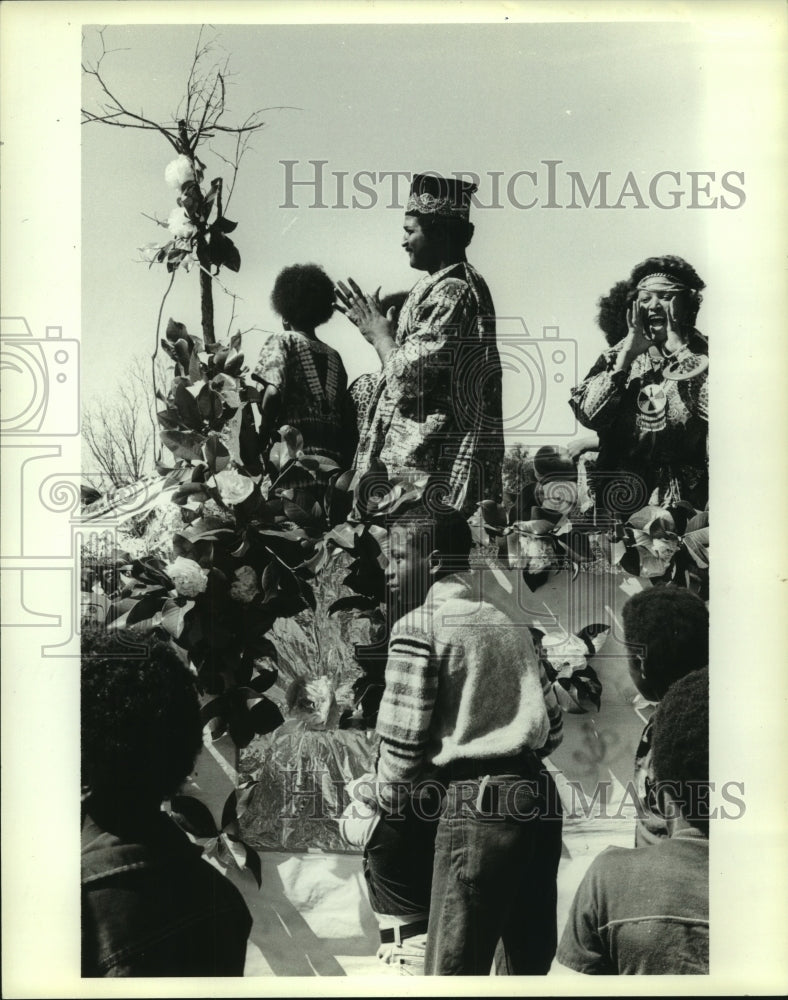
[335,173,504,515]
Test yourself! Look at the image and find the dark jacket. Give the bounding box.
[81,810,252,977]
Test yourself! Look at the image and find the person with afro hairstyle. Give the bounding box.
[254,263,353,478]
[81,627,252,977]
[556,668,709,975]
[622,586,709,846]
[570,254,709,509]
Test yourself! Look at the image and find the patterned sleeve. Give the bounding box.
[382,278,475,400]
[373,617,439,814]
[680,371,708,422]
[569,347,628,431]
[535,662,564,759]
[254,333,288,390]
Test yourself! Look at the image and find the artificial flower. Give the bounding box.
[167,207,197,240]
[165,556,209,598]
[215,468,254,505]
[230,565,260,604]
[165,154,197,189]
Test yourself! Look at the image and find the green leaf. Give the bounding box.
[174,382,203,430]
[268,442,291,473]
[188,347,203,385]
[220,832,248,869]
[166,318,190,343]
[221,790,239,831]
[172,482,211,505]
[183,516,235,542]
[195,384,220,420]
[156,409,181,431]
[126,594,167,627]
[167,249,188,273]
[209,232,241,273]
[328,594,380,615]
[249,696,285,736]
[161,429,206,463]
[128,557,172,589]
[203,433,230,474]
[223,352,245,378]
[160,598,194,639]
[170,794,218,838]
[244,843,262,888]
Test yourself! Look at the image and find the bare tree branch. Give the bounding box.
[82,356,169,489]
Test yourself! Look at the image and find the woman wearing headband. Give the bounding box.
[569,255,708,511]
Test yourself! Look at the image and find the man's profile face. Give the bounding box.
[401,215,433,272]
[385,525,434,612]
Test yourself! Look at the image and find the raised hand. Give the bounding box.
[614,300,654,372]
[335,278,396,355]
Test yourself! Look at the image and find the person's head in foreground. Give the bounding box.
[81,627,252,978]
[402,173,477,274]
[622,586,708,703]
[386,493,472,614]
[556,666,709,976]
[630,254,705,347]
[81,627,203,828]
[270,262,335,335]
[651,667,710,836]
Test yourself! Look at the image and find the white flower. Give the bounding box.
[165,556,209,598]
[165,155,197,189]
[167,207,197,240]
[291,676,336,729]
[215,468,254,505]
[230,565,260,604]
[508,532,554,573]
[540,634,588,678]
[650,535,680,562]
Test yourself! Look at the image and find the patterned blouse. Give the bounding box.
[353,262,504,515]
[254,332,351,473]
[569,331,708,510]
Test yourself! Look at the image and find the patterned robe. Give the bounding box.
[569,331,708,510]
[354,262,504,515]
[254,331,352,473]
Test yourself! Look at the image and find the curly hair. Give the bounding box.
[81,627,203,807]
[622,587,708,699]
[630,255,705,327]
[406,212,475,251]
[596,279,635,347]
[270,263,335,331]
[390,494,473,566]
[652,668,709,831]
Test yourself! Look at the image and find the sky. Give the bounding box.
[80,18,752,445]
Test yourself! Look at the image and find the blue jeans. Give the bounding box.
[424,759,562,976]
